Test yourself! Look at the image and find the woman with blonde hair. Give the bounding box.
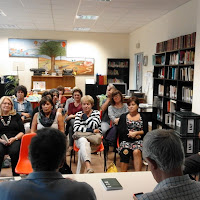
[0,96,25,176]
[73,95,102,174]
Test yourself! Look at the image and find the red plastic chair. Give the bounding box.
[15,133,37,175]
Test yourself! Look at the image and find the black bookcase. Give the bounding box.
[107,58,130,89]
[153,34,195,129]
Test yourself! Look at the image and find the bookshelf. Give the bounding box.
[153,32,196,129]
[107,58,130,89]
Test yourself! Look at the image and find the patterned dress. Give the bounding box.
[118,116,143,153]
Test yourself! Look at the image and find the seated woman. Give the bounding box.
[0,96,24,176]
[31,96,64,133]
[117,96,147,172]
[13,85,33,133]
[106,90,128,144]
[73,95,101,174]
[65,88,83,150]
[57,85,67,108]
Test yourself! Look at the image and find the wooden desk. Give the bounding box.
[31,75,75,90]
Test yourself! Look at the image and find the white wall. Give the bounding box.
[129,0,197,104]
[0,30,129,94]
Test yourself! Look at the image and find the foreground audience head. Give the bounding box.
[0,96,16,115]
[143,129,185,174]
[29,128,66,171]
[14,85,27,97]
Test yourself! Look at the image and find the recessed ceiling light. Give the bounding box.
[74,27,90,31]
[76,15,99,20]
[97,0,111,2]
[0,24,19,29]
[0,9,6,16]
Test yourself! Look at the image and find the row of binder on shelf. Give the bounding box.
[156,32,196,53]
[180,67,194,81]
[182,86,193,103]
[167,99,176,113]
[108,61,129,68]
[166,85,177,99]
[179,50,195,65]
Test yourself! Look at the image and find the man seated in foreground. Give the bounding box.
[0,128,96,200]
[135,129,200,200]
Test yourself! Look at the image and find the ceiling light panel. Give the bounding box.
[76,15,99,20]
[74,27,90,31]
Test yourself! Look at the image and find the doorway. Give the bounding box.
[134,53,143,91]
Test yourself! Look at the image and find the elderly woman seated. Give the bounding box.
[73,95,102,174]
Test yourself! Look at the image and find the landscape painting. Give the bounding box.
[38,57,94,75]
[8,39,67,58]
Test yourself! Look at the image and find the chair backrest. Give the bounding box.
[15,133,36,175]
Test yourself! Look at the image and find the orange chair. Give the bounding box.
[15,133,36,175]
[70,137,104,170]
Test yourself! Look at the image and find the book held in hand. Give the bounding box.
[101,178,123,191]
[1,134,9,143]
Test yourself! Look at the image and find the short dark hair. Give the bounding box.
[72,88,83,97]
[15,85,27,97]
[29,128,66,171]
[42,91,53,98]
[111,90,123,105]
[39,96,54,110]
[57,85,65,95]
[49,89,59,97]
[127,96,139,106]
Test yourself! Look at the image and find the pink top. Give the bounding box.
[68,102,82,115]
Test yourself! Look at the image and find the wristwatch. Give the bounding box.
[15,136,18,141]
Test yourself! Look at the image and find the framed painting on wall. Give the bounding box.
[38,57,94,75]
[8,39,67,58]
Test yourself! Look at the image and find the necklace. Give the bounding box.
[0,115,11,126]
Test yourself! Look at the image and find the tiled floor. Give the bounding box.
[1,147,148,176]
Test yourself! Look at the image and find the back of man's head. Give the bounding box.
[29,128,66,171]
[143,129,185,173]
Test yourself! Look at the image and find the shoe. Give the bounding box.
[87,168,94,173]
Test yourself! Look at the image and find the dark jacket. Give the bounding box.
[0,171,96,200]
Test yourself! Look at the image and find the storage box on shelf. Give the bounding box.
[175,111,200,156]
[153,32,196,129]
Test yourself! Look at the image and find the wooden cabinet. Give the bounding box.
[107,58,130,89]
[153,36,195,129]
[31,75,75,90]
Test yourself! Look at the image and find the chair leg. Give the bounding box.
[104,149,107,172]
[69,149,73,169]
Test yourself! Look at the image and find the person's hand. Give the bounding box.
[21,112,29,118]
[7,137,16,145]
[114,118,119,125]
[135,135,141,139]
[128,131,137,138]
[133,196,138,200]
[93,129,100,133]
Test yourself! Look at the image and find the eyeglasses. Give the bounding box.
[2,102,12,106]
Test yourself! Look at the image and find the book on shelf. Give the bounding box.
[158,84,164,96]
[165,113,175,127]
[101,178,123,191]
[182,86,193,103]
[169,85,177,99]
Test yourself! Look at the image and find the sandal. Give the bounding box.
[87,168,94,173]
